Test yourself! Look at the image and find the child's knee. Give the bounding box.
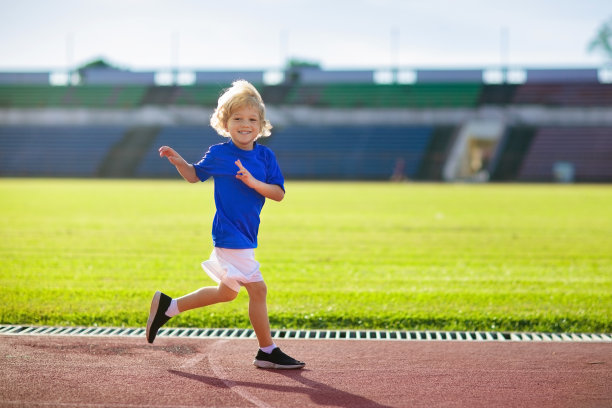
[218,284,239,302]
[245,281,267,301]
[224,291,239,302]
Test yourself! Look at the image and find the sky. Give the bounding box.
[0,0,610,73]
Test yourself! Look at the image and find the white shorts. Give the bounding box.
[201,248,263,292]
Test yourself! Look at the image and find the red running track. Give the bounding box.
[0,335,610,407]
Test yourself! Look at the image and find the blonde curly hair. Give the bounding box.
[210,80,272,139]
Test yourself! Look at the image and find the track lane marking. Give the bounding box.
[207,339,272,408]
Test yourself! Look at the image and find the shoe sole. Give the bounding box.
[146,291,161,343]
[253,359,305,370]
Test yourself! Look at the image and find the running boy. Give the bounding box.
[146,80,304,369]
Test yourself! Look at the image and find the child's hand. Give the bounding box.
[235,160,258,188]
[159,146,182,166]
[235,159,285,201]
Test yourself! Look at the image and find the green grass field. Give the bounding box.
[1,178,611,333]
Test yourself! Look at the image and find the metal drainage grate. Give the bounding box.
[0,325,610,342]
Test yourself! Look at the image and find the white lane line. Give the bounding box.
[207,339,272,408]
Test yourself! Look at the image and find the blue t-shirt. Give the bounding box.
[193,140,285,249]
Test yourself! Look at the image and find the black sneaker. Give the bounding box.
[146,291,172,344]
[253,347,305,369]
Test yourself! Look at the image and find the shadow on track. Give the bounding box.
[169,369,392,408]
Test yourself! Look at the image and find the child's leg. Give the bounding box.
[146,283,237,344]
[245,281,305,369]
[176,283,238,313]
[243,281,274,348]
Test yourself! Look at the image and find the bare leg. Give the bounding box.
[244,281,273,348]
[176,283,238,313]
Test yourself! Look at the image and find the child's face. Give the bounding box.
[225,105,261,151]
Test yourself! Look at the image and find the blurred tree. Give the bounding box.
[285,58,321,83]
[79,58,118,70]
[588,17,612,62]
[286,58,320,68]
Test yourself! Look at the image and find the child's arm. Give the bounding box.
[235,160,285,202]
[159,146,199,183]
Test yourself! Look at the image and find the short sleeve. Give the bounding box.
[265,149,285,192]
[192,144,234,182]
[192,149,214,182]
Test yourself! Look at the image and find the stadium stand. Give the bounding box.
[0,125,126,177]
[285,83,482,108]
[140,86,179,105]
[98,126,161,178]
[512,83,612,106]
[477,84,518,105]
[63,85,147,108]
[1,80,609,109]
[261,85,293,105]
[172,85,231,106]
[293,68,375,84]
[517,126,612,182]
[135,125,433,180]
[1,67,611,181]
[489,127,537,181]
[261,125,433,179]
[416,126,457,180]
[0,85,147,108]
[136,126,223,177]
[142,84,266,106]
[0,85,66,108]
